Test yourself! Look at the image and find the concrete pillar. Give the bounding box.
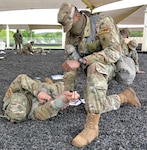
[62,30,66,49]
[6,24,10,49]
[142,6,147,51]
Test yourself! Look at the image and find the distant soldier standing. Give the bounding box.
[13,29,23,53]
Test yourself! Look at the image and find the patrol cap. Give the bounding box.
[58,3,75,32]
[128,40,138,51]
[5,93,29,123]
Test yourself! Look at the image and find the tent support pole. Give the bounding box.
[142,5,147,51]
[6,24,10,49]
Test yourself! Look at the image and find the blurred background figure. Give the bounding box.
[13,29,23,53]
[21,41,34,54]
[120,28,131,54]
[127,40,145,74]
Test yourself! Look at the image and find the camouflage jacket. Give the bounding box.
[65,13,121,66]
[13,32,23,43]
[23,43,33,52]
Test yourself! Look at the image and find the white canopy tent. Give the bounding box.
[0,0,119,30]
[0,0,120,48]
[0,0,119,11]
[0,0,147,51]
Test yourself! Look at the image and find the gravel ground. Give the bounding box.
[0,50,146,150]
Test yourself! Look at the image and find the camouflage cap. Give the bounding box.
[5,93,29,123]
[128,40,138,51]
[58,3,75,32]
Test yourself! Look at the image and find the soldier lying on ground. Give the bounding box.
[0,74,80,123]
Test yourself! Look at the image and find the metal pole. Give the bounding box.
[62,29,65,49]
[142,6,147,51]
[6,24,10,49]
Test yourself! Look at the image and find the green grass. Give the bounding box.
[33,45,62,49]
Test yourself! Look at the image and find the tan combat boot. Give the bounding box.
[44,77,53,84]
[119,87,141,107]
[72,113,100,147]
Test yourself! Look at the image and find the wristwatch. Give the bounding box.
[78,58,84,65]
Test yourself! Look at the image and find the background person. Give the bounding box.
[21,41,34,54]
[13,29,23,53]
[127,40,145,74]
[119,28,131,55]
[21,41,47,55]
[119,29,145,74]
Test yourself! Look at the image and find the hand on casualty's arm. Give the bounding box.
[56,91,80,103]
[37,91,52,103]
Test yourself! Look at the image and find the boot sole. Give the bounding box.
[71,136,98,148]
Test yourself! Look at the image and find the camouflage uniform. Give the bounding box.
[21,43,34,54]
[58,3,141,147]
[127,49,139,72]
[21,43,47,55]
[120,38,140,73]
[13,29,23,51]
[120,38,130,55]
[3,74,65,121]
[63,14,122,114]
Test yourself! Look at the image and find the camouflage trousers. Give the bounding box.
[64,62,121,114]
[14,41,21,51]
[3,74,64,120]
[85,62,121,114]
[64,46,121,114]
[21,48,31,54]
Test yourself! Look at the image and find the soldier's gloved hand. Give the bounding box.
[37,91,52,103]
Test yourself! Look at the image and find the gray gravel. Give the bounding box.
[0,50,146,150]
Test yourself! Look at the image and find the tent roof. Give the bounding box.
[0,0,146,31]
[0,0,119,11]
[101,5,146,25]
[0,24,62,30]
[0,0,120,30]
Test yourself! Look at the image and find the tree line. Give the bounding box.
[0,29,62,45]
[0,29,143,45]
